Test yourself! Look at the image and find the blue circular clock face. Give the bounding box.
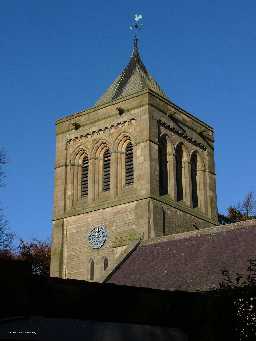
[88,225,108,249]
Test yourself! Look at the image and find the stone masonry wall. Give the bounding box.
[63,201,146,281]
[149,199,215,239]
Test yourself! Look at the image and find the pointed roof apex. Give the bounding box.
[95,38,169,106]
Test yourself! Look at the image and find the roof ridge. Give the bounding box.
[142,219,256,246]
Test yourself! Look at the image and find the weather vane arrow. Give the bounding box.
[129,13,143,38]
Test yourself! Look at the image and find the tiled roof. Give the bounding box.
[95,39,168,106]
[107,220,256,292]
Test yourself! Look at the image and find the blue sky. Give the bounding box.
[1,0,256,242]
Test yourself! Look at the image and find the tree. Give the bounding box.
[18,239,51,277]
[237,192,256,219]
[218,213,232,225]
[0,212,14,256]
[227,207,246,223]
[0,149,51,272]
[218,192,256,224]
[0,149,6,188]
[0,149,14,257]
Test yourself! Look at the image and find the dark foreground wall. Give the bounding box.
[0,259,255,341]
[0,318,188,341]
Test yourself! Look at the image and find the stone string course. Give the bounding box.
[159,120,207,151]
[66,118,136,145]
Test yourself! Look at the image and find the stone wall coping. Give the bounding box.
[142,219,256,246]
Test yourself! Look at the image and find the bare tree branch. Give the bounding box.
[237,192,256,218]
[0,149,6,188]
[0,210,14,251]
[0,149,14,254]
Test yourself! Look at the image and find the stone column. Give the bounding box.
[96,157,102,200]
[88,157,95,203]
[167,151,177,201]
[149,141,159,196]
[111,150,118,198]
[183,160,192,207]
[197,168,207,214]
[136,141,151,197]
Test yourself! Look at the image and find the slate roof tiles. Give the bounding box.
[107,220,256,292]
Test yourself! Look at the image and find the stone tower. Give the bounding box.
[50,40,218,282]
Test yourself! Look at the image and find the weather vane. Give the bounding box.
[129,14,143,39]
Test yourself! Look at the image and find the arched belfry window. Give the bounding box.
[103,149,111,192]
[191,152,198,208]
[176,144,183,201]
[81,155,89,197]
[159,136,168,195]
[125,142,134,186]
[89,259,94,281]
[103,257,108,271]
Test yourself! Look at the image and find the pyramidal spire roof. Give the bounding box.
[95,38,169,106]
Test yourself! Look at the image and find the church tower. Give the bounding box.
[50,37,218,282]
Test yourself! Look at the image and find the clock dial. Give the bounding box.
[88,225,108,249]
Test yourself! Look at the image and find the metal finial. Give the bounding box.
[133,36,139,52]
[129,14,143,52]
